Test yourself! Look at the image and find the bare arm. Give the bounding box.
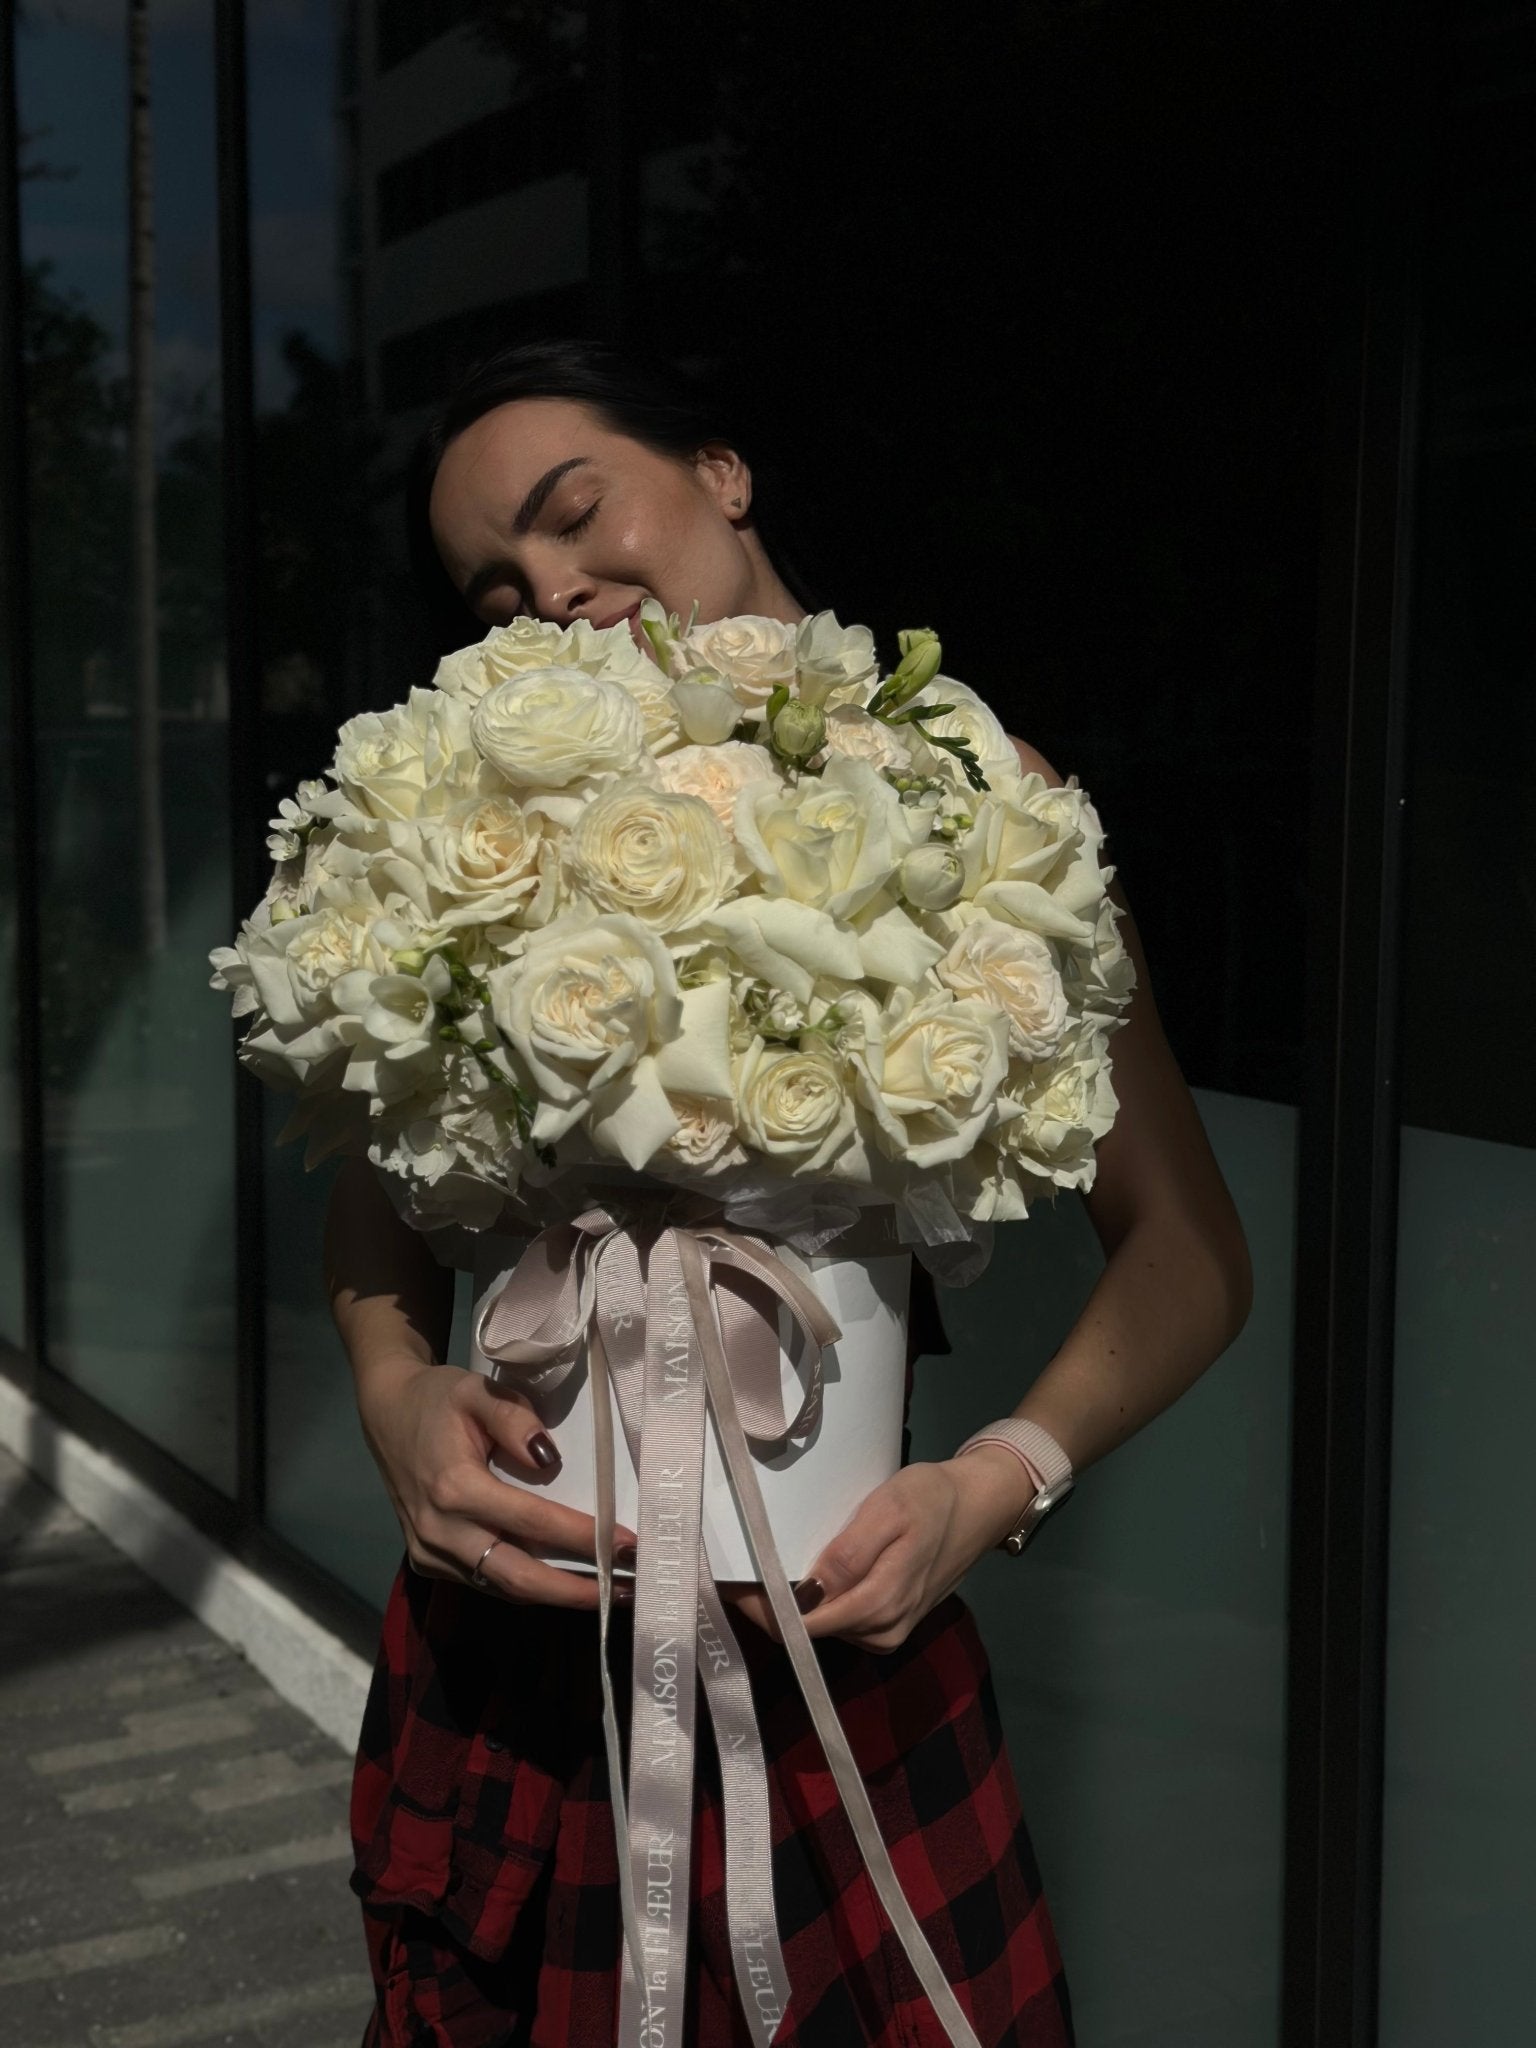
[323,1155,636,1604]
[950,736,1254,1531]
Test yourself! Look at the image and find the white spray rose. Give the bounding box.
[656,1093,750,1174]
[656,742,779,837]
[935,921,1069,1060]
[322,688,488,823]
[675,615,797,709]
[470,667,646,787]
[820,703,913,773]
[735,1039,855,1173]
[562,778,734,933]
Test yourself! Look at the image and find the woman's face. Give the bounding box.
[428,395,795,641]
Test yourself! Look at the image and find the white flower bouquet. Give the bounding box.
[209,602,1136,1261]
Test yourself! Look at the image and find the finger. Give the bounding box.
[799,1542,912,1643]
[459,1372,566,1481]
[470,1535,630,1612]
[464,1468,639,1566]
[803,1492,908,1608]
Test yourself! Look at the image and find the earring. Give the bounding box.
[732,496,743,508]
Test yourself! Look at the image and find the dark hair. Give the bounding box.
[404,336,822,653]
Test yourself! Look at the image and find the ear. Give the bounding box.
[693,440,752,519]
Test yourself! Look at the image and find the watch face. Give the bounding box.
[1006,1479,1075,1554]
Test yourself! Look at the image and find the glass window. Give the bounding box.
[17,0,236,1490]
[1378,12,1536,2038]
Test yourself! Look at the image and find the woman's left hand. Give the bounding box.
[719,1448,1030,1653]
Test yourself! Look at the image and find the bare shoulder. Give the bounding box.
[1007,734,1067,788]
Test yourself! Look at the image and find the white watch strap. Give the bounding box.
[956,1418,1073,1496]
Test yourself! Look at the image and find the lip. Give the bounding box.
[593,599,643,633]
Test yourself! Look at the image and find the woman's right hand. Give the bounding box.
[359,1354,638,1610]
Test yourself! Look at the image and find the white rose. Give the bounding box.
[417,793,552,928]
[324,688,487,823]
[899,843,966,913]
[470,667,645,788]
[486,911,682,1147]
[655,742,779,837]
[615,666,685,754]
[735,1039,855,1173]
[562,778,734,932]
[245,886,394,1033]
[675,615,797,709]
[994,1026,1120,1188]
[795,611,879,708]
[851,986,1009,1170]
[820,704,913,774]
[656,1093,749,1174]
[734,753,927,920]
[434,616,652,705]
[907,676,1016,784]
[936,921,1069,1059]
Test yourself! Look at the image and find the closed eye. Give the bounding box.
[560,501,599,539]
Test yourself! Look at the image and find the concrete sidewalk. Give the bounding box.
[0,1442,374,2048]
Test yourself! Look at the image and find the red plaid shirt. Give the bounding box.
[350,1266,1076,2047]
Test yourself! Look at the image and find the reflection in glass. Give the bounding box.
[18,0,236,1489]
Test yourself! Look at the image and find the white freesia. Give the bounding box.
[470,667,646,787]
[674,614,797,709]
[795,611,879,708]
[562,779,734,933]
[936,921,1069,1060]
[656,741,779,837]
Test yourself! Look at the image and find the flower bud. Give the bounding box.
[882,629,943,709]
[390,947,429,976]
[771,699,826,761]
[899,842,966,912]
[672,672,742,744]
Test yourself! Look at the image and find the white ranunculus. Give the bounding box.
[470,667,646,788]
[906,676,1017,785]
[562,778,734,933]
[794,611,879,708]
[614,666,685,754]
[675,615,797,709]
[733,754,927,922]
[655,742,779,837]
[323,688,489,823]
[414,793,551,928]
[850,986,1010,1171]
[434,616,653,705]
[819,703,913,773]
[899,843,966,913]
[735,1039,855,1173]
[936,921,1069,1060]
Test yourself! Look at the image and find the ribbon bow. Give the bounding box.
[475,1186,982,2048]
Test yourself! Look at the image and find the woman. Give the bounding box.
[331,338,1253,2046]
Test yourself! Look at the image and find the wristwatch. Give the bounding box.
[956,1418,1076,1555]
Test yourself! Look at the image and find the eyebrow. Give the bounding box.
[460,456,593,611]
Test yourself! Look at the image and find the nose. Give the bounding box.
[524,548,597,624]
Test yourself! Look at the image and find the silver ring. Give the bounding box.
[470,1537,503,1588]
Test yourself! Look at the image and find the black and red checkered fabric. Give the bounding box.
[350,1267,1076,2046]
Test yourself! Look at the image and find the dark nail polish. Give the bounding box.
[612,1580,634,1604]
[528,1432,561,1472]
[613,1543,638,1571]
[794,1577,825,1614]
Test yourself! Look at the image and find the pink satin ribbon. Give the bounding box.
[474,1186,983,2048]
